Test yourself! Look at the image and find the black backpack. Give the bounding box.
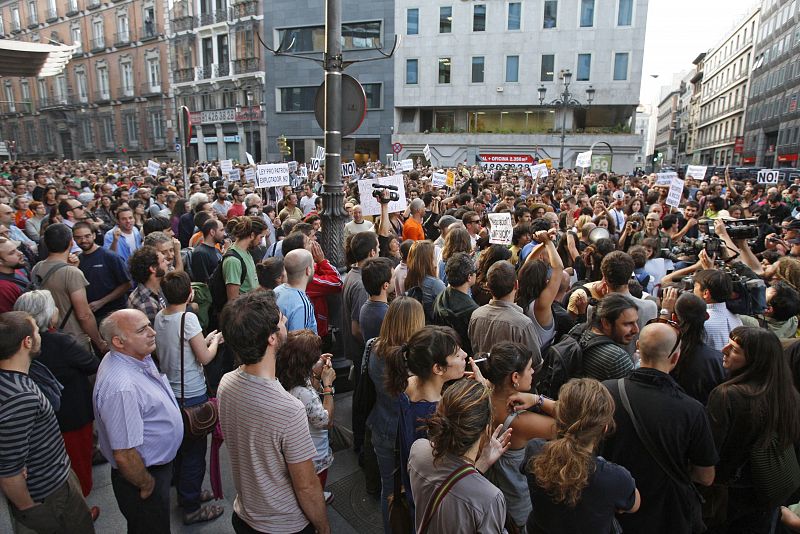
[534,323,616,399]
[208,249,247,312]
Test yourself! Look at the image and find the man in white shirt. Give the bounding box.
[344,205,374,240]
[608,190,627,232]
[693,269,742,352]
[299,183,318,217]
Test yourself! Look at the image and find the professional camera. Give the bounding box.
[672,235,723,260]
[371,183,399,204]
[702,217,760,241]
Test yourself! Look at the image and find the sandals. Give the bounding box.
[177,489,215,508]
[183,503,224,525]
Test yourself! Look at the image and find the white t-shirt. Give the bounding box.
[122,230,137,255]
[153,311,207,399]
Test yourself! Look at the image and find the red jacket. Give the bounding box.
[306,259,343,337]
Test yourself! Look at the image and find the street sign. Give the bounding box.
[175,144,181,152]
[392,142,403,154]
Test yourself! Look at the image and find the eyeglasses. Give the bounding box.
[646,317,682,357]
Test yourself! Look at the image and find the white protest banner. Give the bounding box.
[315,146,325,160]
[341,160,357,177]
[666,176,685,208]
[309,158,321,172]
[758,169,781,184]
[401,159,414,172]
[392,161,404,175]
[146,160,160,176]
[220,159,233,173]
[357,175,407,216]
[287,161,298,172]
[487,212,513,245]
[244,168,255,182]
[529,163,549,178]
[656,172,677,186]
[255,163,290,188]
[299,165,308,178]
[245,152,255,166]
[575,151,592,169]
[228,168,241,182]
[431,172,447,187]
[685,165,707,181]
[423,144,432,162]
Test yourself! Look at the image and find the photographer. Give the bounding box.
[631,212,672,252]
[739,280,800,339]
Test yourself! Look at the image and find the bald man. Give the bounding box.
[93,309,184,533]
[600,322,718,534]
[274,249,318,333]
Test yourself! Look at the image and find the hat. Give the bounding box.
[436,214,458,229]
[612,191,625,201]
[787,219,800,230]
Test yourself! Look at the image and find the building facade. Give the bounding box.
[168,0,265,164]
[0,0,173,160]
[654,87,679,168]
[391,0,649,173]
[743,0,800,168]
[696,9,758,166]
[261,0,394,164]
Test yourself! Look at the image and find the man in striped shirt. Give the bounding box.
[580,294,640,381]
[0,311,95,533]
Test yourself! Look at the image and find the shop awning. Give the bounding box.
[0,39,76,78]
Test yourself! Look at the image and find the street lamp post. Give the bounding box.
[246,90,254,159]
[538,70,595,168]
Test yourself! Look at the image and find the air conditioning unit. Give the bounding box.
[496,86,504,92]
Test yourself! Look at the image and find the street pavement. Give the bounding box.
[84,391,383,534]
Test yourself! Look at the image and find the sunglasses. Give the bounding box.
[646,317,682,357]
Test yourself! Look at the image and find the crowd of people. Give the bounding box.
[1,156,800,534]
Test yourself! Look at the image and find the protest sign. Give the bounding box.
[432,172,447,187]
[357,175,407,216]
[423,144,432,162]
[488,213,513,245]
[255,163,290,188]
[685,165,707,181]
[529,163,549,178]
[147,160,160,176]
[341,160,357,177]
[758,169,780,184]
[244,168,255,182]
[656,172,677,186]
[287,161,298,172]
[446,170,455,188]
[400,159,414,171]
[220,160,233,173]
[299,165,308,178]
[315,146,325,160]
[245,152,255,166]
[666,176,685,208]
[228,168,240,182]
[576,151,592,168]
[309,158,321,172]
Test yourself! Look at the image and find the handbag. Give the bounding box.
[750,434,800,508]
[179,312,219,439]
[388,432,413,534]
[417,462,478,534]
[353,338,378,426]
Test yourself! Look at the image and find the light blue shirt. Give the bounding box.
[103,226,142,264]
[9,224,34,248]
[93,350,183,468]
[274,284,318,333]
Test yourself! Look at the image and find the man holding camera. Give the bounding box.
[692,268,743,352]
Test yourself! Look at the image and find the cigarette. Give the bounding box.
[471,357,487,364]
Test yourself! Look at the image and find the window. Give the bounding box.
[54,75,67,104]
[618,0,633,24]
[440,6,452,33]
[506,55,519,82]
[541,54,555,81]
[279,86,316,112]
[76,70,88,102]
[117,13,129,42]
[407,8,418,35]
[508,2,521,30]
[580,0,594,27]
[81,119,93,147]
[102,116,114,147]
[147,57,160,89]
[71,26,82,54]
[149,110,165,141]
[406,58,418,84]
[11,8,20,31]
[363,83,381,109]
[37,79,46,105]
[278,21,381,53]
[96,65,109,97]
[472,56,485,83]
[20,81,30,112]
[124,113,138,144]
[543,0,557,28]
[613,52,629,80]
[27,1,37,25]
[438,57,451,84]
[577,54,591,81]
[120,62,133,95]
[473,4,486,31]
[92,18,103,47]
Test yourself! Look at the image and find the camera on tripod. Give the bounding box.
[372,183,399,204]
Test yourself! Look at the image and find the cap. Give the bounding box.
[612,191,625,201]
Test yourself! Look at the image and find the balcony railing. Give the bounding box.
[171,15,195,32]
[197,65,214,79]
[140,81,162,96]
[39,94,74,109]
[230,0,259,19]
[87,0,101,9]
[46,6,58,22]
[114,30,131,46]
[90,37,106,52]
[66,0,79,16]
[174,67,195,83]
[27,14,39,28]
[233,57,260,74]
[117,85,135,100]
[217,62,230,77]
[94,89,112,103]
[141,21,158,40]
[699,100,744,126]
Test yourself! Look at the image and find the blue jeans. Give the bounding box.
[371,430,397,534]
[174,394,209,512]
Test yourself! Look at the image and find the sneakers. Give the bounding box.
[324,491,334,504]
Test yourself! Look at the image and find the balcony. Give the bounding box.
[10,20,21,33]
[217,62,230,77]
[117,85,135,101]
[140,81,163,97]
[46,6,58,22]
[27,14,39,29]
[87,0,101,10]
[230,0,258,19]
[66,0,79,16]
[72,44,83,56]
[233,57,260,74]
[90,37,106,52]
[171,15,195,33]
[197,64,214,79]
[114,30,131,47]
[174,67,195,83]
[39,94,74,109]
[141,21,158,41]
[94,89,112,103]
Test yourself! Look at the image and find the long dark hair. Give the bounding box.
[517,259,549,312]
[476,244,512,288]
[384,326,460,397]
[672,293,707,379]
[718,326,800,448]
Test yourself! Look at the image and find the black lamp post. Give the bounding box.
[538,69,595,168]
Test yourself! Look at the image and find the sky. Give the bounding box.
[640,0,761,107]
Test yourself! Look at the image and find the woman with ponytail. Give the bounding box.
[479,342,557,532]
[222,215,268,301]
[526,378,640,533]
[408,379,510,534]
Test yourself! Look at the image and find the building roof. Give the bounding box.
[0,40,75,78]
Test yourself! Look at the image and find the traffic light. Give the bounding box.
[652,151,660,164]
[277,135,291,156]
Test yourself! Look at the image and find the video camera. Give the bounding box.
[372,183,399,204]
[677,262,767,316]
[700,217,760,241]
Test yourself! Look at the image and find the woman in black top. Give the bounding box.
[707,327,800,533]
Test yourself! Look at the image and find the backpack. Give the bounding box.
[534,322,616,399]
[180,247,194,281]
[208,249,247,312]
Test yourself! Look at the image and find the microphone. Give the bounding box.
[373,183,398,191]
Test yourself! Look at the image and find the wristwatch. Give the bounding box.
[660,308,670,316]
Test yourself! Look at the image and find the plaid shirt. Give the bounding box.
[127,284,165,325]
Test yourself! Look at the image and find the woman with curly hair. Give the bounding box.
[526,378,640,533]
[276,329,337,503]
[471,244,512,306]
[438,226,472,285]
[407,379,511,534]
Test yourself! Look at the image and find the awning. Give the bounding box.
[0,40,76,78]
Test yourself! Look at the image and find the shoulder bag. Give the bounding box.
[417,462,479,534]
[388,432,412,534]
[179,312,219,439]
